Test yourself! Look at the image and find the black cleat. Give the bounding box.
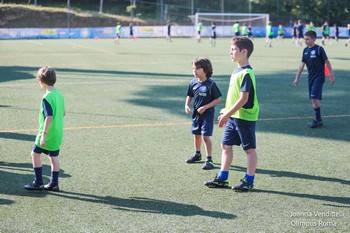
[24,181,43,191]
[308,120,323,128]
[186,153,202,163]
[204,175,229,188]
[44,183,60,192]
[232,179,254,192]
[202,160,214,170]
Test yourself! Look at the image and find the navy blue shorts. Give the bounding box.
[192,114,214,137]
[309,79,324,100]
[222,118,256,150]
[33,145,60,157]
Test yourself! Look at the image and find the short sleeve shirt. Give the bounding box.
[187,78,222,117]
[302,44,328,83]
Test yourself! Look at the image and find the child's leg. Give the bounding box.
[218,144,233,180]
[31,151,43,184]
[202,136,212,158]
[48,156,60,185]
[311,98,320,108]
[194,134,202,153]
[245,148,257,176]
[311,98,322,121]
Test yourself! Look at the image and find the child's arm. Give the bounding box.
[197,97,221,115]
[218,92,249,128]
[185,96,192,114]
[325,59,335,85]
[293,62,305,86]
[40,116,53,147]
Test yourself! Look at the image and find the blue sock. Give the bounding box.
[244,173,255,184]
[195,151,201,155]
[218,171,229,180]
[314,107,321,121]
[51,171,60,185]
[34,167,43,185]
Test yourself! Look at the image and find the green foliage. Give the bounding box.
[2,0,349,25]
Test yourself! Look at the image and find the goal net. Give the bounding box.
[191,13,269,37]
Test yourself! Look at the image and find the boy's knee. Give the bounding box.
[221,144,232,151]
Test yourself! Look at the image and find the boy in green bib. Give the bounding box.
[205,37,259,192]
[24,66,65,192]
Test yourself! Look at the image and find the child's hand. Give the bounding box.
[218,113,229,128]
[197,106,206,115]
[40,135,46,147]
[293,77,299,86]
[329,76,335,85]
[185,105,192,114]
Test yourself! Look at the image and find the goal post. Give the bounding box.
[192,13,270,37]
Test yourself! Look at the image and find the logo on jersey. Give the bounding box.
[198,86,207,96]
[310,50,316,58]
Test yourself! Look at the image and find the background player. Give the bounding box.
[210,22,216,47]
[166,20,172,42]
[293,30,335,128]
[114,22,122,44]
[197,20,204,43]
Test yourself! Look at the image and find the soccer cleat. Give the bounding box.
[231,179,254,192]
[308,119,323,128]
[24,181,43,191]
[186,153,202,163]
[44,183,60,192]
[204,175,229,188]
[202,160,214,170]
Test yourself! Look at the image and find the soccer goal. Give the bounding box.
[191,13,269,37]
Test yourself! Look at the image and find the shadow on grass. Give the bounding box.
[49,191,235,219]
[0,198,14,205]
[231,165,350,185]
[253,189,350,207]
[0,132,36,142]
[0,161,71,200]
[0,66,190,83]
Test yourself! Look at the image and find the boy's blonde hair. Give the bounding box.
[36,66,56,86]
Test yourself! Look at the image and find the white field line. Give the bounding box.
[26,40,44,46]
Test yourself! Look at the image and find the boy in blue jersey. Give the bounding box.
[345,24,350,47]
[166,20,172,42]
[294,30,335,128]
[297,19,304,46]
[205,37,259,191]
[291,21,298,44]
[185,57,222,170]
[24,66,65,191]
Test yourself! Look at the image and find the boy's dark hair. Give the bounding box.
[192,57,213,78]
[36,66,56,86]
[231,36,254,58]
[305,30,317,39]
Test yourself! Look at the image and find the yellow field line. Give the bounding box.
[1,114,349,133]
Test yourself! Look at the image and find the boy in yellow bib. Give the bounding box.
[205,37,259,192]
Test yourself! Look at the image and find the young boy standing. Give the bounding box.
[185,57,222,170]
[293,30,335,128]
[24,66,65,191]
[205,37,259,192]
